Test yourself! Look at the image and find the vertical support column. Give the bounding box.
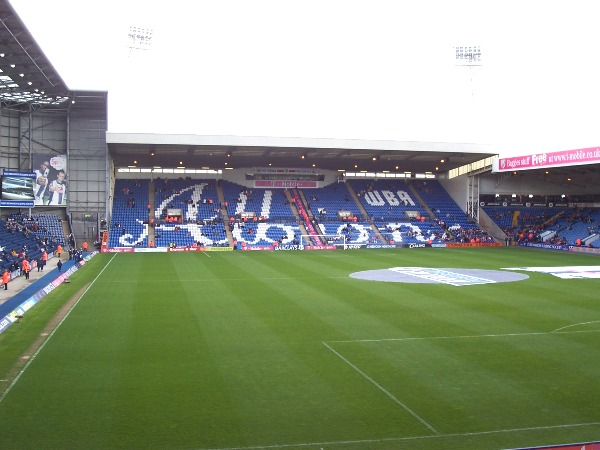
[66,107,71,219]
[467,174,479,222]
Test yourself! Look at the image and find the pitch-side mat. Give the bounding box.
[349,266,600,286]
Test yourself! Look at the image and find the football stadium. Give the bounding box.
[1,1,599,449]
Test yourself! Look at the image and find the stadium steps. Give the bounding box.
[286,189,310,238]
[512,210,520,227]
[369,222,387,243]
[216,181,234,246]
[61,218,72,246]
[297,189,313,218]
[345,181,370,219]
[147,179,155,244]
[284,189,300,219]
[344,182,387,242]
[406,182,435,220]
[478,207,509,241]
[583,233,599,246]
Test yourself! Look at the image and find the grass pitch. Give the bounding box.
[0,247,599,449]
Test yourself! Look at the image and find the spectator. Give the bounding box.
[2,268,10,290]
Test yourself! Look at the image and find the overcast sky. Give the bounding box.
[9,0,600,155]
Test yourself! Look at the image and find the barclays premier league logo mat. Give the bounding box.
[501,265,600,279]
[350,267,529,286]
[351,265,600,285]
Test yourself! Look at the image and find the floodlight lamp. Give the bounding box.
[455,45,482,66]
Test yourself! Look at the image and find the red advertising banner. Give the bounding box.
[254,180,318,188]
[445,242,501,248]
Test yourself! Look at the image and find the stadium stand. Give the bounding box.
[220,181,303,248]
[301,182,363,223]
[108,179,150,248]
[412,180,494,243]
[153,178,228,248]
[349,178,427,222]
[348,178,441,244]
[0,214,64,271]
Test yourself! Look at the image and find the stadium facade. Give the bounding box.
[1,0,599,248]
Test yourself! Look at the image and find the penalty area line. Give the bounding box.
[328,328,600,344]
[201,420,600,449]
[322,341,438,435]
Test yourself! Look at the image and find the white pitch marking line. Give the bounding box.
[328,328,600,344]
[0,253,118,405]
[200,420,600,449]
[322,341,438,435]
[552,320,600,333]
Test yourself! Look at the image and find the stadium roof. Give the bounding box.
[0,0,106,110]
[4,0,600,181]
[0,0,494,174]
[106,133,495,174]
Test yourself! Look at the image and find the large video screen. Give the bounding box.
[0,171,36,207]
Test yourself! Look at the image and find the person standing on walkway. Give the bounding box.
[57,259,63,272]
[22,258,31,280]
[2,269,10,290]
